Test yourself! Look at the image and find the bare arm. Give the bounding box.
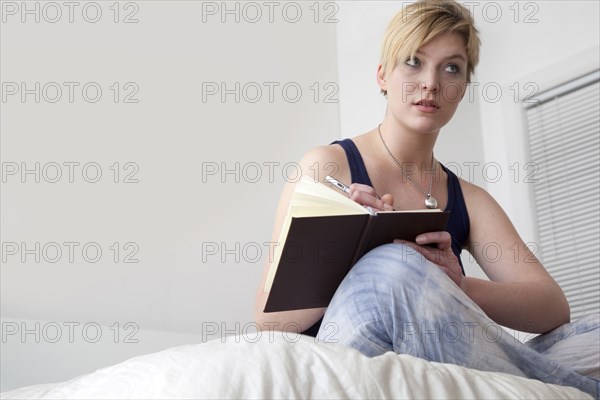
[398,179,569,333]
[461,181,569,333]
[462,278,568,333]
[254,145,350,333]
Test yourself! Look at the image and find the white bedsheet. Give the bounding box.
[1,334,592,399]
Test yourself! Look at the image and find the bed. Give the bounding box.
[1,332,592,399]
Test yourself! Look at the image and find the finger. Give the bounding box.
[415,231,452,248]
[411,245,442,264]
[379,198,394,211]
[393,240,434,260]
[371,194,394,211]
[380,193,395,211]
[393,239,419,250]
[350,190,379,209]
[394,240,461,285]
[396,240,447,265]
[349,183,377,195]
[349,188,392,211]
[349,184,394,211]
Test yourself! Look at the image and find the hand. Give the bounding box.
[348,183,394,211]
[394,231,466,291]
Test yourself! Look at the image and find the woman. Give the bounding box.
[255,0,598,396]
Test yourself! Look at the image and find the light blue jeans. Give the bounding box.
[316,243,599,398]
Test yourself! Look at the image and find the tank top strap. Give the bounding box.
[440,163,470,275]
[330,138,374,186]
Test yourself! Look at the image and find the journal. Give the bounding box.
[263,176,449,312]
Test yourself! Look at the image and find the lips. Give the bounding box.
[414,99,439,108]
[413,99,440,113]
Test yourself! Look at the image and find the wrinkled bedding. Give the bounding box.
[1,333,592,399]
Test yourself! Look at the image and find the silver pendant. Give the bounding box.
[425,195,438,209]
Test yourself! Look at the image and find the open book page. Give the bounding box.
[264,176,370,292]
[291,175,370,216]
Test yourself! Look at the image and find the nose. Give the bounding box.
[421,68,440,93]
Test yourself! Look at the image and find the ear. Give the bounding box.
[376,64,387,93]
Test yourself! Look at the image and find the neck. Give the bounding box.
[375,119,441,209]
[375,119,438,166]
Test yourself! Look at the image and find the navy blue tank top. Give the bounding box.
[333,138,470,271]
[301,138,471,337]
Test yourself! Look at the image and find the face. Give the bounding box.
[378,32,468,135]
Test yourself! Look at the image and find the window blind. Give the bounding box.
[524,70,600,322]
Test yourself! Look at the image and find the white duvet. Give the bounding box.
[1,333,591,399]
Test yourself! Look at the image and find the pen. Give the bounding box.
[326,175,384,200]
[325,175,350,195]
[325,175,379,214]
[325,175,394,211]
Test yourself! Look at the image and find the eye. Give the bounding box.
[405,57,421,67]
[444,64,460,74]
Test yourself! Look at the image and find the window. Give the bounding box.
[524,69,600,321]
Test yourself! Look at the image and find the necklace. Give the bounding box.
[377,124,438,209]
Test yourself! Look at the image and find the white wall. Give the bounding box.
[1,2,339,391]
[473,0,600,245]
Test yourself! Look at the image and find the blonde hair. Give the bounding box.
[380,0,480,95]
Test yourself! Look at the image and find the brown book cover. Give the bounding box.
[263,197,450,312]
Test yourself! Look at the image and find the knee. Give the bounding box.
[348,243,438,285]
[329,243,454,314]
[329,243,424,304]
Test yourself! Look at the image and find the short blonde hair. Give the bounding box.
[380,0,480,95]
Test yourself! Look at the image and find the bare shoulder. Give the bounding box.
[298,142,350,183]
[457,177,505,219]
[300,142,346,164]
[457,177,518,243]
[456,176,541,279]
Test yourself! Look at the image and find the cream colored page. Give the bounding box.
[292,176,367,214]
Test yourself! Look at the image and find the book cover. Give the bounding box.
[263,176,449,312]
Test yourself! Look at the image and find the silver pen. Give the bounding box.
[325,175,378,214]
[325,175,393,211]
[325,175,350,194]
[326,175,384,199]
